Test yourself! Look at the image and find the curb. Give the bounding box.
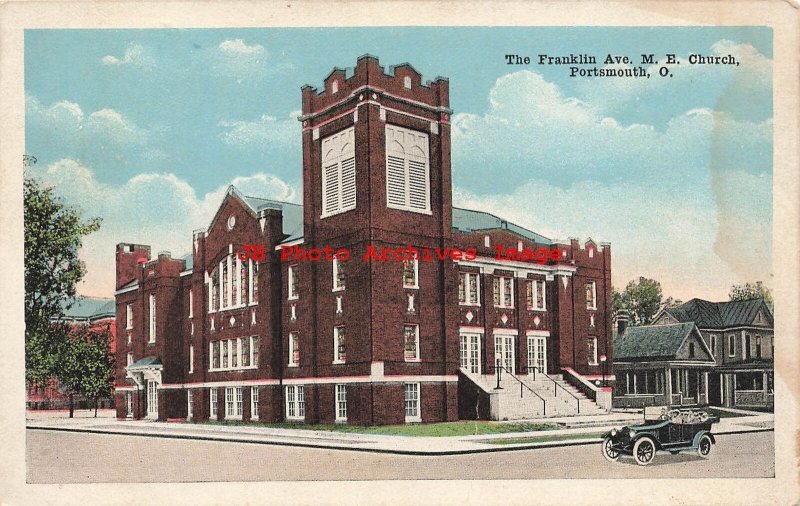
[26,425,773,456]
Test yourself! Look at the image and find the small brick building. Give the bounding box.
[114,56,612,425]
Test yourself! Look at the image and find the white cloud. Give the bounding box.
[218,110,299,147]
[219,39,265,56]
[31,159,298,298]
[101,44,154,69]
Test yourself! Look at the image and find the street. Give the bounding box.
[26,429,773,482]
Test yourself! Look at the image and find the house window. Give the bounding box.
[189,345,194,374]
[321,127,356,217]
[288,265,299,300]
[333,258,346,291]
[671,369,681,393]
[459,272,480,305]
[728,334,736,357]
[241,337,250,367]
[334,326,346,363]
[286,385,305,420]
[585,281,597,310]
[735,372,764,391]
[210,267,219,312]
[127,353,133,366]
[404,324,420,361]
[587,337,598,365]
[188,289,193,318]
[148,294,156,342]
[385,124,430,213]
[526,280,546,310]
[231,339,239,368]
[210,388,218,418]
[403,76,412,89]
[493,275,514,308]
[288,333,300,366]
[709,334,717,357]
[239,261,248,306]
[688,342,695,358]
[126,304,133,329]
[335,384,347,422]
[221,340,229,368]
[404,383,421,422]
[225,387,243,419]
[251,336,259,367]
[251,387,259,421]
[252,262,259,304]
[755,336,762,358]
[211,342,219,369]
[126,392,133,418]
[221,259,229,309]
[403,258,418,288]
[744,334,751,359]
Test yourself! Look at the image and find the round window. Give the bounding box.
[227,215,236,230]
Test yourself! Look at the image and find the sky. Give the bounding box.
[24,27,773,301]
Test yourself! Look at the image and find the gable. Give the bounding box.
[675,330,714,361]
[753,309,770,326]
[654,313,676,325]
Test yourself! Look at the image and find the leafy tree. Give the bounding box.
[55,324,114,418]
[24,169,101,387]
[729,281,773,310]
[662,296,684,309]
[616,277,663,326]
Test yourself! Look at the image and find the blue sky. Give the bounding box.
[24,27,773,300]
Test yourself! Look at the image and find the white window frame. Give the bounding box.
[288,332,299,367]
[527,280,546,311]
[209,338,257,372]
[335,384,347,422]
[285,385,305,421]
[459,333,481,374]
[126,304,133,329]
[251,387,259,421]
[586,281,597,310]
[187,390,193,421]
[188,289,193,318]
[127,352,133,367]
[493,275,514,308]
[709,334,718,358]
[223,386,242,420]
[404,383,421,422]
[288,265,299,300]
[403,258,419,289]
[588,337,598,365]
[189,345,194,374]
[459,272,481,306]
[404,324,420,362]
[728,334,736,357]
[385,124,431,214]
[527,335,547,374]
[332,257,345,291]
[148,293,156,343]
[147,380,158,419]
[210,388,218,418]
[333,326,346,364]
[321,127,356,218]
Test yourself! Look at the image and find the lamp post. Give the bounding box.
[600,354,607,387]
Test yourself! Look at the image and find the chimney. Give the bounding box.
[615,309,630,338]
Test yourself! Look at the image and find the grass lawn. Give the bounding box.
[203,420,560,437]
[481,432,606,445]
[706,408,747,419]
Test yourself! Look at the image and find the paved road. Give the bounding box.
[26,429,773,482]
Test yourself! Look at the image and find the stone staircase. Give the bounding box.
[462,370,607,420]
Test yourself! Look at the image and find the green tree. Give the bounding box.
[617,277,663,326]
[729,281,773,310]
[55,324,114,418]
[24,169,101,388]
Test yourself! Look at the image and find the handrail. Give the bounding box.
[540,372,581,414]
[495,362,547,416]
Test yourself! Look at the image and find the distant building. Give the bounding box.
[27,297,117,410]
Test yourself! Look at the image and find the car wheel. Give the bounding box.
[633,437,656,466]
[697,434,713,458]
[601,437,620,462]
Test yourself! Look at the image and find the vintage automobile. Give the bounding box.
[601,408,720,466]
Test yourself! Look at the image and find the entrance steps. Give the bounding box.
[462,370,608,420]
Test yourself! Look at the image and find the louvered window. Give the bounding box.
[385,124,430,214]
[321,127,356,217]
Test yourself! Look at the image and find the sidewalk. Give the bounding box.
[26,409,774,456]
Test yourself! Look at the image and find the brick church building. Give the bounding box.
[114,55,612,425]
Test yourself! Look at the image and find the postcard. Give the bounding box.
[1,1,798,505]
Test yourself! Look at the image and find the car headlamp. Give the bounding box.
[628,429,636,437]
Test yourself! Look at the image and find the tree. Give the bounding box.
[24,169,101,387]
[55,324,114,418]
[617,277,663,326]
[729,281,773,310]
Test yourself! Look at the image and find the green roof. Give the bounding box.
[452,207,552,245]
[128,356,162,369]
[614,322,697,360]
[59,297,115,320]
[665,298,773,329]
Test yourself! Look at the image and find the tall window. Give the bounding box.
[241,337,250,367]
[460,334,481,374]
[225,387,243,419]
[709,334,717,358]
[526,280,546,310]
[210,267,219,312]
[286,385,305,420]
[188,289,193,318]
[252,262,259,304]
[728,334,736,357]
[126,304,133,329]
[221,340,229,368]
[688,342,695,358]
[585,281,597,310]
[239,261,248,306]
[404,383,421,422]
[459,272,480,305]
[755,336,762,358]
[744,333,751,359]
[187,390,193,420]
[211,341,220,369]
[127,352,133,366]
[333,258,346,291]
[288,265,299,300]
[335,384,347,422]
[252,336,259,367]
[221,260,229,308]
[210,388,218,418]
[587,337,598,365]
[493,276,514,308]
[251,387,259,421]
[288,333,300,366]
[385,124,430,213]
[148,294,156,342]
[321,127,356,217]
[404,324,420,361]
[334,326,346,363]
[189,345,194,374]
[403,258,418,288]
[231,339,239,368]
